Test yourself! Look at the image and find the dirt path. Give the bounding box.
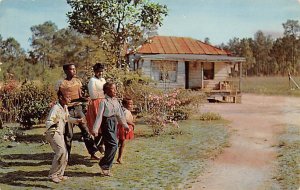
[190,93,300,190]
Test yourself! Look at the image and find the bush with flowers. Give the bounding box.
[142,88,205,135]
[0,79,20,123]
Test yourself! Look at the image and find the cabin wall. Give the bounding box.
[204,62,230,90]
[138,58,231,91]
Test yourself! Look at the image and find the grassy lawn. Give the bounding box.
[0,120,229,190]
[276,125,300,190]
[242,76,300,97]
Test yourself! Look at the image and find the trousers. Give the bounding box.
[45,130,68,178]
[99,116,118,169]
[65,105,98,159]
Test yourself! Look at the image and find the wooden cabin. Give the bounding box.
[129,36,245,103]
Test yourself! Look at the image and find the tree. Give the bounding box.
[282,19,300,74]
[67,0,168,68]
[253,31,273,75]
[240,38,255,77]
[0,37,25,62]
[204,37,210,44]
[283,19,300,37]
[29,21,58,68]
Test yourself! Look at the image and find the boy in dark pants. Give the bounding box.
[56,63,99,161]
[92,82,130,176]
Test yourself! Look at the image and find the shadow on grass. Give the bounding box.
[0,170,51,189]
[0,152,97,189]
[16,134,46,143]
[0,170,98,189]
[1,153,94,167]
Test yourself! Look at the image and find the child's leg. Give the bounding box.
[117,140,125,163]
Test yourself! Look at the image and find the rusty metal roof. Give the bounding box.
[137,36,228,55]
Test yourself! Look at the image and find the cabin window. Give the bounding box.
[151,61,177,82]
[203,62,214,80]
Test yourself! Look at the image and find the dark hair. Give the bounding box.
[93,63,105,71]
[103,81,115,94]
[63,63,75,71]
[122,97,132,107]
[57,90,64,98]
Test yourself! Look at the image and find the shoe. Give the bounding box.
[58,176,69,180]
[50,177,61,183]
[90,154,100,160]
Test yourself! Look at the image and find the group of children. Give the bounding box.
[45,63,135,183]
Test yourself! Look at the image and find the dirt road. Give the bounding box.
[191,94,300,190]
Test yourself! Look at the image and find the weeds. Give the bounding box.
[198,112,222,121]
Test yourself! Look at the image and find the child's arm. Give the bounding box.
[92,101,105,137]
[68,116,82,125]
[45,105,59,128]
[116,103,130,131]
[127,121,135,130]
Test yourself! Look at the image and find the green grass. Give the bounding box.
[0,120,229,190]
[242,76,300,96]
[275,125,300,190]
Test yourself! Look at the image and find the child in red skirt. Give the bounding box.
[117,97,135,164]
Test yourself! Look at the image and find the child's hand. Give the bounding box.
[93,130,98,137]
[125,127,130,134]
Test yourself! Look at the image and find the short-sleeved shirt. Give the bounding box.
[56,77,82,100]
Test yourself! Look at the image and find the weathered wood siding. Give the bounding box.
[203,62,230,90]
[214,62,229,81]
[138,58,230,90]
[188,61,202,89]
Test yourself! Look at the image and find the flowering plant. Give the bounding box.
[145,89,181,135]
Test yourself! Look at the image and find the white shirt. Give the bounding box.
[88,76,106,99]
[124,108,134,123]
[45,102,78,135]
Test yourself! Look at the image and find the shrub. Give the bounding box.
[145,89,181,135]
[0,79,20,123]
[199,112,222,121]
[16,82,56,129]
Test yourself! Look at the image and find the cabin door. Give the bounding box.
[186,61,202,89]
[185,61,189,89]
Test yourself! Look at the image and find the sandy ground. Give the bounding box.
[190,93,300,190]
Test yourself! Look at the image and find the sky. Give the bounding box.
[0,0,299,51]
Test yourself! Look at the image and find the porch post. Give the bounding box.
[201,62,204,89]
[239,62,242,92]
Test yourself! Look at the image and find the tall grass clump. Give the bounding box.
[198,112,222,121]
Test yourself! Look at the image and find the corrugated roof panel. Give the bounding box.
[189,38,206,54]
[136,36,229,55]
[199,42,217,54]
[175,37,191,54]
[161,36,177,53]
